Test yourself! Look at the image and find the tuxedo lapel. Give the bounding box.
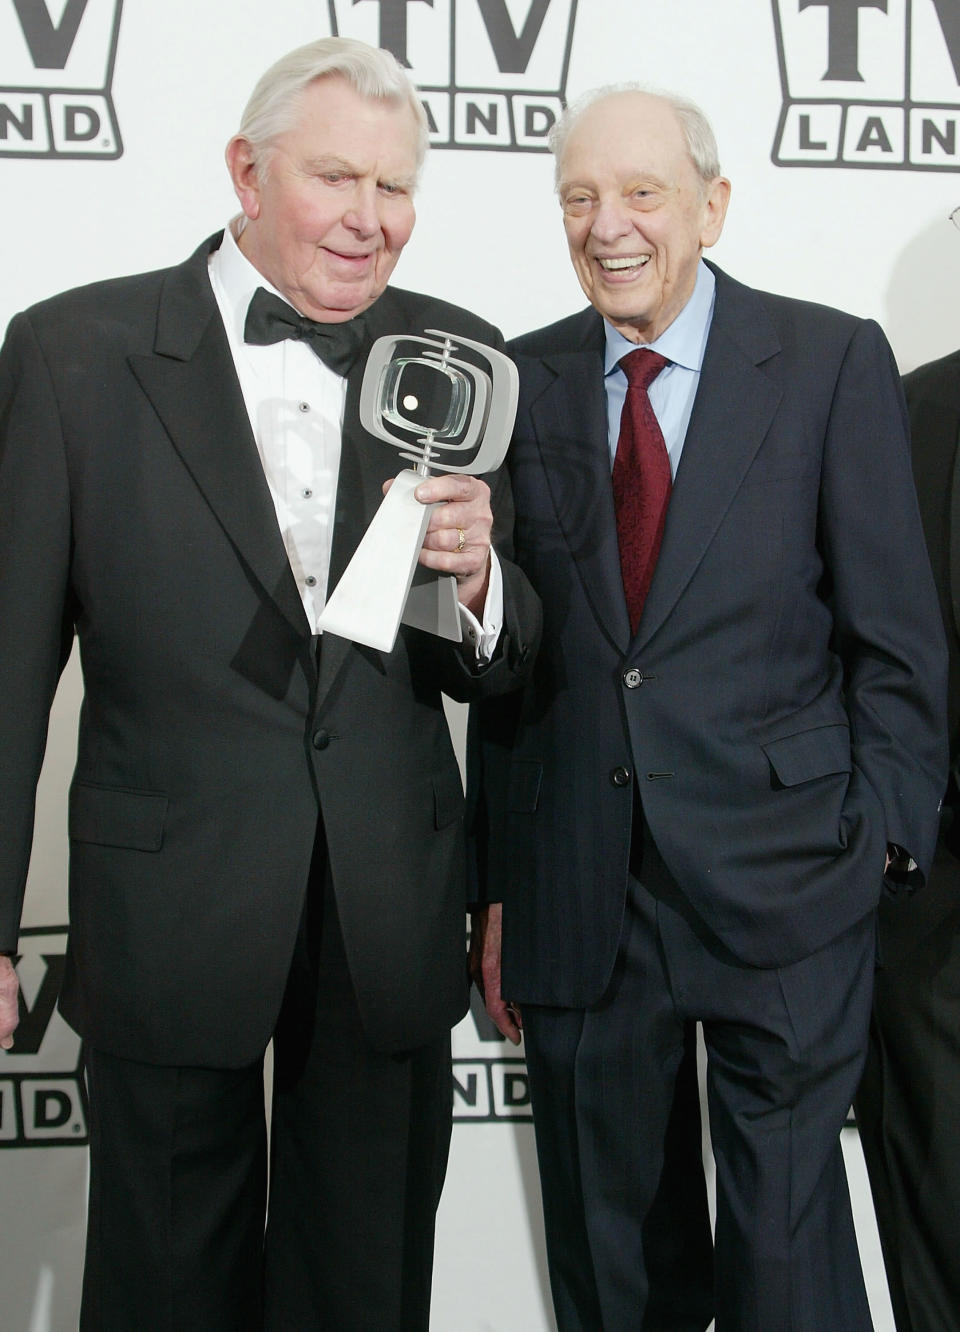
[633,269,783,651]
[315,288,423,700]
[327,290,409,591]
[529,311,632,651]
[128,235,310,643]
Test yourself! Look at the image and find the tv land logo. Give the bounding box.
[0,924,521,1140]
[0,928,88,1149]
[0,0,123,159]
[327,0,578,152]
[6,1,960,171]
[452,985,531,1122]
[772,0,960,170]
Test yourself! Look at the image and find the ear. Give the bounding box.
[225,135,262,221]
[699,176,731,250]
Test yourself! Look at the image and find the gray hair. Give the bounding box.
[237,37,429,182]
[549,84,721,191]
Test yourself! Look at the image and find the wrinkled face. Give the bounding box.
[227,76,419,322]
[557,92,729,344]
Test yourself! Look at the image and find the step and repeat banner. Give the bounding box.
[2,2,958,1328]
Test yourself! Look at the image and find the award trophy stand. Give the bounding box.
[317,329,518,653]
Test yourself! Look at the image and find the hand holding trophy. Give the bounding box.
[317,329,518,652]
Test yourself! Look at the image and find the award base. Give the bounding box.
[402,565,462,644]
[317,469,462,653]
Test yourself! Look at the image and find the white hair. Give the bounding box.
[237,37,429,182]
[549,84,722,192]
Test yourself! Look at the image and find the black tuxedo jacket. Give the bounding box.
[0,233,540,1065]
[473,263,947,1007]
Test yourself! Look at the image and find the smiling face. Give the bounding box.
[226,75,419,323]
[557,92,730,344]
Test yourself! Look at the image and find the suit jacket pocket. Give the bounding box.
[508,760,543,813]
[761,723,852,788]
[69,782,168,851]
[433,766,465,830]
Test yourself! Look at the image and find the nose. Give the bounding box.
[343,181,379,237]
[590,196,635,244]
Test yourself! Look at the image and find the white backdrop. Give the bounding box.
[3,2,958,1328]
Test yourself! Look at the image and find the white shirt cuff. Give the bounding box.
[458,549,504,663]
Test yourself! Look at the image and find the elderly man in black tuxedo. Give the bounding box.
[0,36,538,1332]
[470,86,947,1331]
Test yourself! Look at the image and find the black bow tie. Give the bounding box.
[243,286,366,376]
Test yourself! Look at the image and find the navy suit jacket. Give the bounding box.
[0,233,540,1064]
[472,263,948,1008]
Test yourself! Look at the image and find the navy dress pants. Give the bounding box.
[523,833,876,1331]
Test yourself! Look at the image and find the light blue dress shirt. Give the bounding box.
[604,260,717,479]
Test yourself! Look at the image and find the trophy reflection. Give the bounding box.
[317,329,518,652]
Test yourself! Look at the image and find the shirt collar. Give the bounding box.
[603,259,716,376]
[209,218,297,344]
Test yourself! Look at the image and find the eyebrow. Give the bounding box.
[559,171,670,194]
[304,155,359,175]
[305,154,417,190]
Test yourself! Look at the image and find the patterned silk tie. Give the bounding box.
[613,349,671,634]
[243,286,366,376]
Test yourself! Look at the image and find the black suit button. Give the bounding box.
[623,668,643,689]
[610,766,631,787]
[312,729,331,751]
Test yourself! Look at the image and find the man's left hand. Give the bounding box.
[384,474,493,618]
[469,903,521,1045]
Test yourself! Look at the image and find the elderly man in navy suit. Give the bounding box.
[470,86,947,1330]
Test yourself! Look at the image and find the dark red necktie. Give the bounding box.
[613,349,671,634]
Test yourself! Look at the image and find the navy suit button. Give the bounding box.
[312,728,331,751]
[622,668,643,689]
[610,766,631,787]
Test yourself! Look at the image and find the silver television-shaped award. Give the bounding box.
[317,329,518,653]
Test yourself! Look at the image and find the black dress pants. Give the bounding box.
[855,856,960,1332]
[80,837,452,1332]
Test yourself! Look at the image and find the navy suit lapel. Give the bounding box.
[530,310,632,651]
[633,267,783,651]
[128,234,311,645]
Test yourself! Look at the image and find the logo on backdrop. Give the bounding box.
[452,987,532,1122]
[0,929,88,1149]
[772,0,960,170]
[327,0,578,152]
[0,0,124,160]
[0,924,520,1136]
